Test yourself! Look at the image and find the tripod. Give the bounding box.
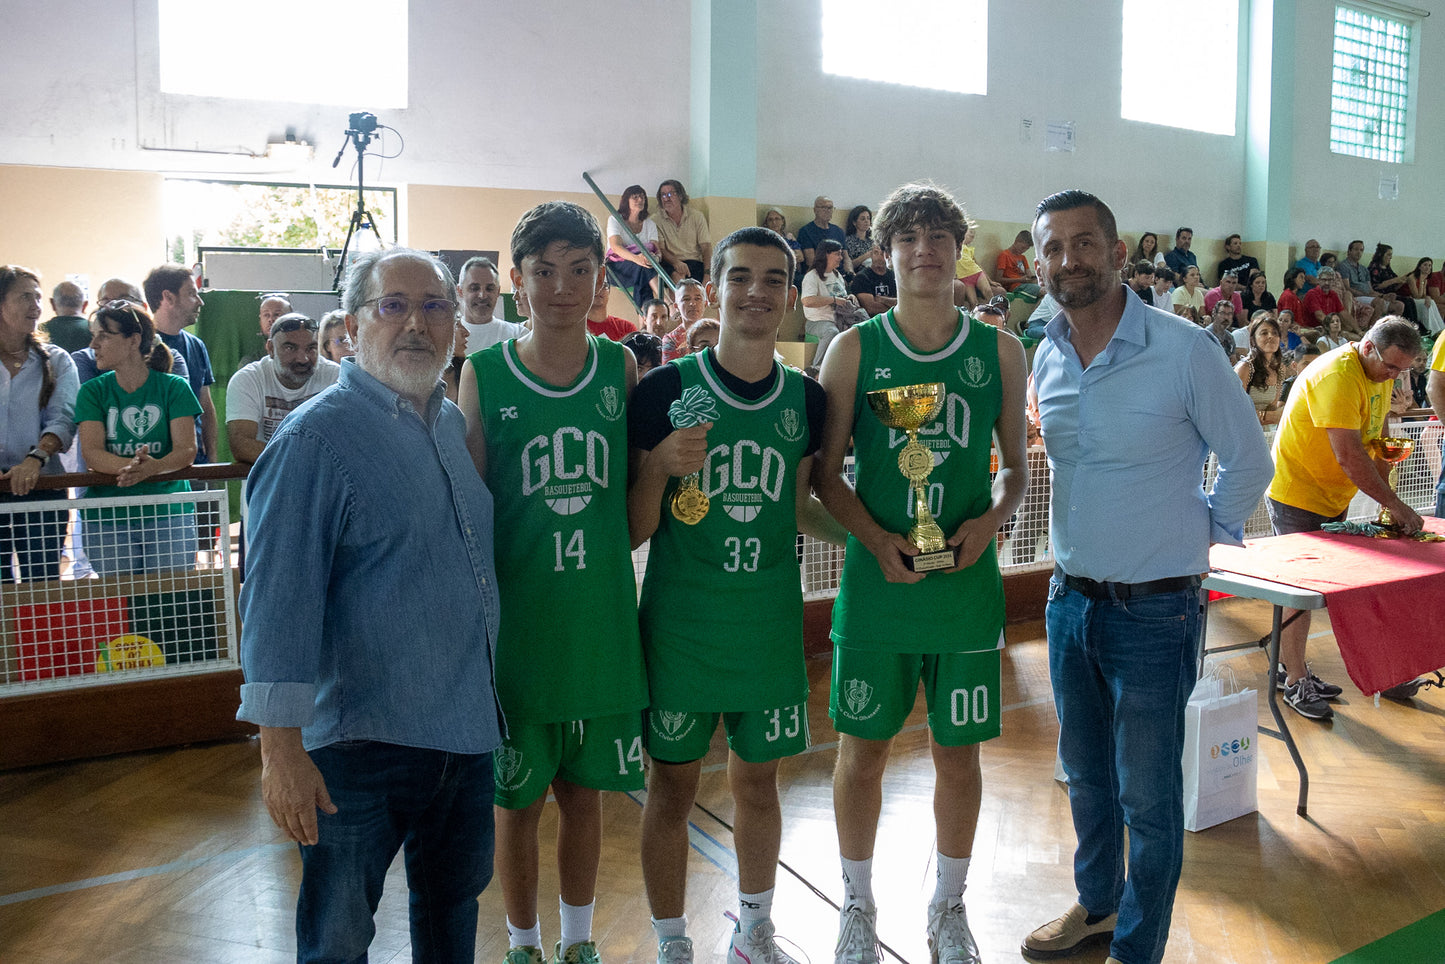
[331,124,386,290]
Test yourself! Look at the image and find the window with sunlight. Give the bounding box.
[822,0,986,97]
[158,0,407,108]
[1121,0,1238,135]
[1330,4,1415,163]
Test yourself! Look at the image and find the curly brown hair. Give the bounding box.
[872,183,968,256]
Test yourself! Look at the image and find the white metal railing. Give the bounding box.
[0,489,238,695]
[633,415,1442,602]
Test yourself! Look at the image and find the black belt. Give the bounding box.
[1055,566,1200,601]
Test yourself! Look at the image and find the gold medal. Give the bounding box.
[670,481,710,525]
[897,440,934,483]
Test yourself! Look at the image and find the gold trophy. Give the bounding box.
[867,382,958,572]
[1366,435,1414,529]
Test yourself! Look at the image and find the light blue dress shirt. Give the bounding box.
[237,359,503,754]
[1033,289,1273,583]
[2,345,78,475]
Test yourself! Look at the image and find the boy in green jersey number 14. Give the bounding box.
[813,184,1030,964]
[629,228,845,964]
[459,202,646,964]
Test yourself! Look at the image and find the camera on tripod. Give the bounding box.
[330,110,390,289]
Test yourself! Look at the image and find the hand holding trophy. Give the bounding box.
[866,382,958,572]
[1366,435,1414,529]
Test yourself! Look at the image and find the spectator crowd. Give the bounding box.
[3,179,1444,964]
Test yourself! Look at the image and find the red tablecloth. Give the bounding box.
[1210,518,1445,695]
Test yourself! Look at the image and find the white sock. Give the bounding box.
[738,887,774,928]
[932,853,971,907]
[653,915,688,941]
[508,918,542,950]
[841,855,874,910]
[559,898,594,952]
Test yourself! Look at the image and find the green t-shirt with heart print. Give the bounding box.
[74,370,202,520]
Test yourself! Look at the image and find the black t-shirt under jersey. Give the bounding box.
[628,348,827,456]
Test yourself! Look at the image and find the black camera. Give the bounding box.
[348,111,378,134]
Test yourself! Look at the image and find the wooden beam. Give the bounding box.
[0,671,254,770]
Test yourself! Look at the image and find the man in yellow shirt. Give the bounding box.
[1267,318,1423,719]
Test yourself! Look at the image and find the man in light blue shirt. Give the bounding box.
[1022,192,1272,964]
[1294,238,1323,295]
[238,247,503,962]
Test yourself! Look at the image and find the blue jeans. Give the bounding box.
[84,511,197,575]
[1046,577,1201,964]
[1435,451,1443,518]
[298,742,495,964]
[0,492,66,583]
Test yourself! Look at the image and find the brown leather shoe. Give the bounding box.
[1020,903,1116,959]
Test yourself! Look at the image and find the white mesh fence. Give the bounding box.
[0,490,238,694]
[631,417,1442,601]
[1204,416,1442,539]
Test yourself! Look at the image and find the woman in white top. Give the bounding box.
[1133,232,1163,268]
[800,239,856,370]
[1317,313,1350,351]
[1234,314,1287,427]
[1405,258,1445,334]
[1171,265,1206,322]
[605,184,661,306]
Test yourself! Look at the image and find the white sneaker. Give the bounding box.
[834,904,882,964]
[656,936,693,964]
[926,900,980,964]
[727,915,798,964]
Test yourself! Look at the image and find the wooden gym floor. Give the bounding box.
[3,596,1444,963]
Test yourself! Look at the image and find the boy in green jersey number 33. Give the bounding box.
[629,227,845,964]
[459,202,647,964]
[814,184,1029,964]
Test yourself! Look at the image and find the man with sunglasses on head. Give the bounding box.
[225,312,340,465]
[238,247,503,962]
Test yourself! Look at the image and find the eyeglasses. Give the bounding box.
[272,316,319,333]
[360,296,457,325]
[659,191,678,199]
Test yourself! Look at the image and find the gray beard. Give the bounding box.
[354,329,445,401]
[268,354,312,388]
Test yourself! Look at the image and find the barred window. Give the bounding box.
[1330,5,1417,163]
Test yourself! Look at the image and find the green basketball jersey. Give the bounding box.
[472,335,646,723]
[831,309,1005,654]
[639,351,811,711]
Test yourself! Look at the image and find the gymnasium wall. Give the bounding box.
[2,1,1442,291]
[1288,5,1445,259]
[755,3,1246,244]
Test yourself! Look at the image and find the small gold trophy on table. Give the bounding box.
[866,382,958,572]
[1366,435,1414,530]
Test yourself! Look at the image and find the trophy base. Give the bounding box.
[905,546,959,573]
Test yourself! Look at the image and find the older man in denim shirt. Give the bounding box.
[238,248,503,963]
[1023,193,1272,964]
